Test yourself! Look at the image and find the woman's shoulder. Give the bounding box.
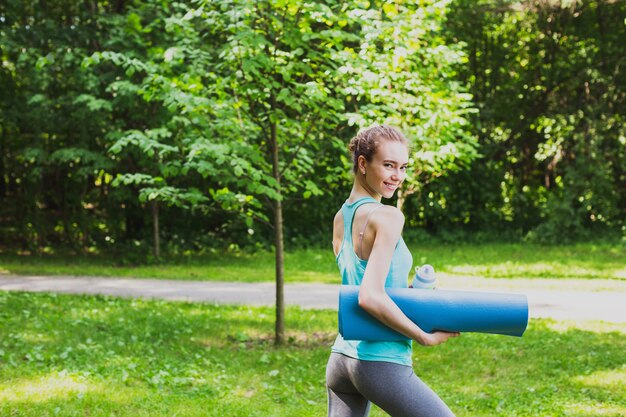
[333,208,343,224]
[333,209,344,233]
[372,205,405,229]
[376,204,404,220]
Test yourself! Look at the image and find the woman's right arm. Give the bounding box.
[358,207,459,347]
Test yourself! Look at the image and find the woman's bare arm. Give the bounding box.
[358,207,459,346]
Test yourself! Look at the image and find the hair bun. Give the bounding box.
[347,125,407,174]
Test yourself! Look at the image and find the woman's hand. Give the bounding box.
[416,331,460,347]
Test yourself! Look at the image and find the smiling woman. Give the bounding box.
[327,125,460,417]
[348,125,409,197]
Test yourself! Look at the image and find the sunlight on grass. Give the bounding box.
[1,292,624,416]
[231,384,257,399]
[288,271,335,282]
[20,332,57,344]
[447,262,609,279]
[542,320,626,334]
[573,367,626,390]
[0,372,98,403]
[564,402,626,416]
[614,267,626,279]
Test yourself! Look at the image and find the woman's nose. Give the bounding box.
[392,169,404,180]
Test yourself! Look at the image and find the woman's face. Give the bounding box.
[360,140,409,199]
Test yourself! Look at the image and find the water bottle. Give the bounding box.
[412,264,436,289]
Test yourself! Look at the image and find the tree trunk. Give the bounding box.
[270,118,285,345]
[396,187,405,212]
[151,199,160,258]
[397,183,419,212]
[0,127,5,200]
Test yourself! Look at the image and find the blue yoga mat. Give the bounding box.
[338,285,528,341]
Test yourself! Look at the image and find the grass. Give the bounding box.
[0,291,624,416]
[1,242,624,283]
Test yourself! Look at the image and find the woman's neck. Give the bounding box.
[348,177,381,203]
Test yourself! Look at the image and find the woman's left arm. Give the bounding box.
[358,207,458,346]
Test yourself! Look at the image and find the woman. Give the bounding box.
[326,125,459,417]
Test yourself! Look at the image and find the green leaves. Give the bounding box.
[73,94,113,113]
[109,129,175,158]
[336,2,480,200]
[440,0,626,240]
[3,0,622,253]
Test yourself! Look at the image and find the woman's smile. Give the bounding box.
[384,181,399,191]
[361,140,409,199]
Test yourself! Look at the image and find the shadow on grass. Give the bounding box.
[0,291,624,416]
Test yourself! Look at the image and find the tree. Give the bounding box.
[83,2,272,258]
[443,0,626,240]
[212,0,349,344]
[83,0,350,343]
[0,0,119,251]
[336,1,479,211]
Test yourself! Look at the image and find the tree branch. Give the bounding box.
[278,114,317,179]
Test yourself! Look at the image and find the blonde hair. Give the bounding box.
[348,125,408,173]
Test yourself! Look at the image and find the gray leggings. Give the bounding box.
[326,353,456,417]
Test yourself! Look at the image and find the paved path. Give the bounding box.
[1,275,625,324]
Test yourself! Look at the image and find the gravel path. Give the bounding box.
[1,274,625,324]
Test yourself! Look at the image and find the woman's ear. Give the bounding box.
[358,155,367,175]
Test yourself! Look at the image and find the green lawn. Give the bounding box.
[1,242,624,283]
[1,291,624,416]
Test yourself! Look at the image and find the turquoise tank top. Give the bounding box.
[331,197,413,366]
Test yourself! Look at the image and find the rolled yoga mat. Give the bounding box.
[338,285,528,341]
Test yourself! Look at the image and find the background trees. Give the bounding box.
[1,0,624,256]
[435,0,626,242]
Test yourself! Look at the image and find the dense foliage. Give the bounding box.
[432,0,626,243]
[1,0,624,257]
